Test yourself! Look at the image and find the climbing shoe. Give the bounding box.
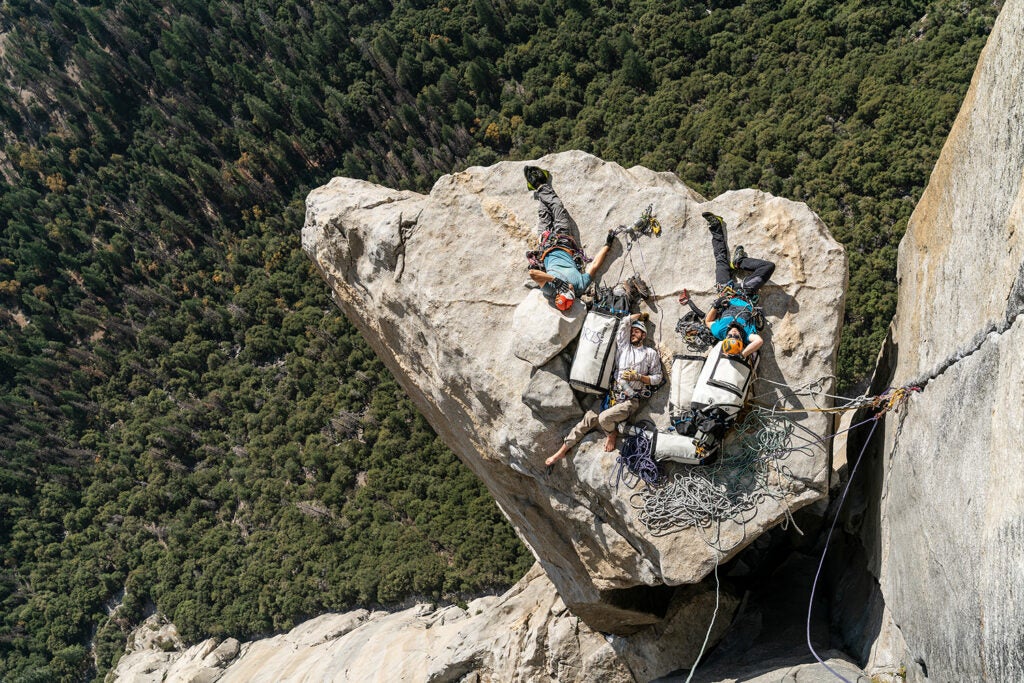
[731,245,747,269]
[702,212,726,234]
[605,229,617,248]
[524,165,552,191]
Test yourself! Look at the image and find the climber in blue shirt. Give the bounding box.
[524,165,615,310]
[680,212,775,359]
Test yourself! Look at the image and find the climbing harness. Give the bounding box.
[714,283,766,331]
[526,229,591,272]
[611,378,655,403]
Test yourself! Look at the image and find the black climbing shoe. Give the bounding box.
[525,165,552,191]
[702,212,726,234]
[605,229,617,248]
[731,245,747,270]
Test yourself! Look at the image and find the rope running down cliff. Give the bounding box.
[628,383,921,549]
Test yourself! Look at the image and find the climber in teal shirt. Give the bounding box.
[524,165,614,309]
[679,212,775,359]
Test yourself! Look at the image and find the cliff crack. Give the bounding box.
[393,209,422,282]
[907,258,1024,389]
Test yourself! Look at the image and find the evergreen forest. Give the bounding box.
[0,0,1000,680]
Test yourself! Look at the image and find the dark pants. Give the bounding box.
[710,226,775,294]
[534,184,581,244]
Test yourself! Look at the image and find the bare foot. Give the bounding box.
[603,432,618,452]
[545,445,569,467]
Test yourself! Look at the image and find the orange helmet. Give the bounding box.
[722,337,744,356]
[555,289,575,311]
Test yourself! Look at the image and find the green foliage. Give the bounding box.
[0,0,1000,680]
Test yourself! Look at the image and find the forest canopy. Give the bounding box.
[0,0,999,680]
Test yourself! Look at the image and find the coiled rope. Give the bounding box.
[630,407,814,551]
[616,422,660,489]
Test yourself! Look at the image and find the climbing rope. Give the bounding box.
[675,314,717,353]
[805,384,918,682]
[686,555,720,683]
[630,407,817,551]
[750,377,921,416]
[629,383,920,550]
[616,422,661,489]
[611,205,664,344]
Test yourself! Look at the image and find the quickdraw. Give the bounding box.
[612,204,661,240]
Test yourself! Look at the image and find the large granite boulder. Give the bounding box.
[863,0,1024,679]
[110,566,633,683]
[301,150,846,645]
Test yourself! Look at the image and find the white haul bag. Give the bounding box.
[569,310,619,394]
[689,340,757,418]
[669,353,706,417]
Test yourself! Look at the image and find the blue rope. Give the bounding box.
[616,425,661,489]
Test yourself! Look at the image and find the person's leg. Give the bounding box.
[534,183,573,237]
[736,256,775,294]
[546,408,600,465]
[597,398,640,451]
[703,213,732,286]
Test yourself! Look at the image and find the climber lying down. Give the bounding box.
[546,312,663,467]
[524,165,615,310]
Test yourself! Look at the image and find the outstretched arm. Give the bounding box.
[742,333,763,358]
[585,243,611,278]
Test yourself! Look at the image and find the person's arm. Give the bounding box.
[616,315,631,347]
[616,311,646,347]
[585,234,615,277]
[704,296,726,328]
[742,333,763,358]
[643,353,663,386]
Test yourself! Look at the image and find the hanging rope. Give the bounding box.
[611,205,664,344]
[805,385,918,682]
[686,555,721,683]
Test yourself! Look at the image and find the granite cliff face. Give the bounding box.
[110,566,635,683]
[300,149,846,642]
[860,0,1024,679]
